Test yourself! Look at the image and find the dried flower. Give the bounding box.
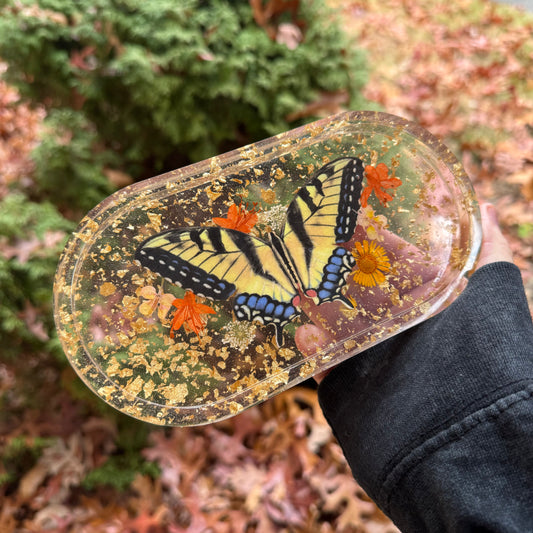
[358,206,388,241]
[169,291,216,338]
[213,202,259,233]
[361,163,402,208]
[351,240,391,287]
[221,320,257,350]
[257,204,287,234]
[138,285,175,321]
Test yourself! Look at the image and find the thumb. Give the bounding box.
[295,324,332,384]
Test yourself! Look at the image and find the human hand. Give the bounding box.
[296,202,514,383]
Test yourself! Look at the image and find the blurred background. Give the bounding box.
[1,0,531,531]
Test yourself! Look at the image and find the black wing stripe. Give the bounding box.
[286,200,314,268]
[335,158,364,243]
[296,186,320,213]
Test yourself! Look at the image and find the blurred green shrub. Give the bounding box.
[0,192,74,358]
[0,0,367,421]
[0,0,368,214]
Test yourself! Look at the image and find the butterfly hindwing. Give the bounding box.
[282,157,364,305]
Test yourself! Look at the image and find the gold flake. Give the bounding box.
[260,189,276,204]
[206,186,223,202]
[98,385,116,399]
[229,402,243,415]
[143,380,155,398]
[299,360,317,378]
[344,339,356,351]
[147,212,162,232]
[100,282,116,296]
[278,348,296,361]
[163,382,188,404]
[125,375,144,397]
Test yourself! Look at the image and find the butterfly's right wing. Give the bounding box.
[282,157,365,305]
[135,227,299,345]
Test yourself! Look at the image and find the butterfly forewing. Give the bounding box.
[282,157,364,304]
[136,227,300,345]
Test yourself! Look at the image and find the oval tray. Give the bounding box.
[54,111,481,426]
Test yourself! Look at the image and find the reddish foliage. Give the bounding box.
[0,63,44,198]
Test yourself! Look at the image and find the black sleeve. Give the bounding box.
[318,262,533,532]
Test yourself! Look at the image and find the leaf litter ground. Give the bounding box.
[1,0,532,531]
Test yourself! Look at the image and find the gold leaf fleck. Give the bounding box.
[147,212,162,232]
[100,282,116,296]
[261,189,276,204]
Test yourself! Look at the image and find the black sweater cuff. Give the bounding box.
[318,262,533,529]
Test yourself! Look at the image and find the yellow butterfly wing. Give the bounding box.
[135,157,365,345]
[135,227,299,345]
[281,157,365,304]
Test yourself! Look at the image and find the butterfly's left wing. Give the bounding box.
[135,227,300,346]
[282,157,365,305]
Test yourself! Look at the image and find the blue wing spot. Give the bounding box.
[256,296,268,311]
[284,306,296,319]
[318,289,331,300]
[232,293,300,346]
[315,247,355,304]
[326,262,341,274]
[275,304,285,318]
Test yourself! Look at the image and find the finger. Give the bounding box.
[476,203,513,269]
[295,324,332,384]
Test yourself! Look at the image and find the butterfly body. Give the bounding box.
[136,157,365,345]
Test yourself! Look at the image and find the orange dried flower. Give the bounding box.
[170,291,216,338]
[360,163,402,208]
[213,202,259,233]
[351,240,391,287]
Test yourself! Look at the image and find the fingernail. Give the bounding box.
[482,203,498,226]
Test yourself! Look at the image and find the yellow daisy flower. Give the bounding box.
[351,240,391,287]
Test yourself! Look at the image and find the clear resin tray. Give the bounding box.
[54,111,481,426]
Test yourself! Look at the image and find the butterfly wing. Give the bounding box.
[135,227,300,345]
[282,157,365,305]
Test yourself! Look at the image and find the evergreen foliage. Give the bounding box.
[0,436,55,488]
[82,454,161,491]
[0,192,74,357]
[0,0,368,212]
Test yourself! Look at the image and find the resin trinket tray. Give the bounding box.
[54,111,481,426]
